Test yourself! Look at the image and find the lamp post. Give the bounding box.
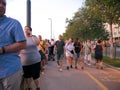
[26,0,31,26]
[48,18,52,39]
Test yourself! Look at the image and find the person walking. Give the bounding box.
[19,26,41,90]
[50,39,55,61]
[38,35,46,74]
[0,0,26,90]
[74,38,84,70]
[94,40,105,69]
[54,35,65,72]
[84,39,92,65]
[45,39,51,62]
[65,38,75,70]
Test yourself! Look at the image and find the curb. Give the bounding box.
[104,63,120,71]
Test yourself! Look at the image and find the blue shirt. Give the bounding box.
[0,15,26,79]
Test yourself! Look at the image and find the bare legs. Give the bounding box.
[66,56,73,70]
[96,60,103,69]
[57,60,63,71]
[75,57,84,70]
[24,77,40,90]
[34,77,40,89]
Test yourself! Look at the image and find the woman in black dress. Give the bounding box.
[94,40,105,69]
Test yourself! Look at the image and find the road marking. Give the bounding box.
[84,70,108,90]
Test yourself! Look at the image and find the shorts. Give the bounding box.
[57,54,64,61]
[84,54,91,61]
[0,70,22,90]
[23,62,41,80]
[66,51,74,58]
[39,50,46,60]
[94,55,103,62]
[74,53,80,59]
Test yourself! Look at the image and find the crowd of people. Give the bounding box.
[19,32,105,90]
[0,0,105,90]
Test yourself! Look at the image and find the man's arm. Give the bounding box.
[0,41,26,54]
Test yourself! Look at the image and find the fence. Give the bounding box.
[103,44,120,59]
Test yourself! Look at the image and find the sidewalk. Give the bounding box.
[103,63,120,71]
[86,58,120,71]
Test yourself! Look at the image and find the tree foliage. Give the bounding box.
[85,0,120,59]
[63,6,108,41]
[63,0,120,59]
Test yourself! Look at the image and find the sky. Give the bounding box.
[6,0,84,40]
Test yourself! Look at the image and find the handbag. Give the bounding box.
[70,50,74,54]
[86,44,91,54]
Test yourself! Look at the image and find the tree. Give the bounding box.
[63,7,108,41]
[85,0,120,59]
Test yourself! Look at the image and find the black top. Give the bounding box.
[94,44,103,60]
[55,40,65,54]
[74,42,82,53]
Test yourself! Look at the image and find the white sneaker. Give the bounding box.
[59,68,63,72]
[41,72,45,74]
[87,63,91,66]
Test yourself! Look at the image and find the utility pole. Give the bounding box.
[27,0,31,26]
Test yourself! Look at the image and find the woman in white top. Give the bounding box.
[65,38,75,70]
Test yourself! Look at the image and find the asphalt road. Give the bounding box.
[31,60,120,90]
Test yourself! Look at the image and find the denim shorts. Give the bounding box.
[74,53,81,59]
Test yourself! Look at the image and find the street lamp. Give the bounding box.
[48,18,52,39]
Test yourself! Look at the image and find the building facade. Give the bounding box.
[104,23,120,42]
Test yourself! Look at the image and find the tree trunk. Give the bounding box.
[109,23,114,59]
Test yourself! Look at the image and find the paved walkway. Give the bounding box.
[30,60,120,90]
[40,61,102,90]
